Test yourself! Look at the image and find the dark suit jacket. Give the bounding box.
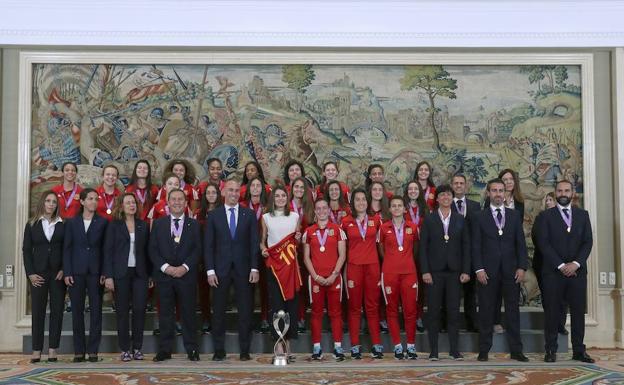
[23,220,65,276]
[419,211,471,275]
[149,215,201,283]
[531,212,545,275]
[471,207,528,277]
[203,205,259,277]
[535,206,593,275]
[103,219,150,279]
[63,214,108,277]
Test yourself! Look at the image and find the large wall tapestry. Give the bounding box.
[29,63,583,304]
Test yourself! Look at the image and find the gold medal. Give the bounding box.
[320,246,326,252]
[444,234,449,242]
[106,209,112,215]
[174,236,181,243]
[498,229,503,236]
[567,227,571,233]
[398,246,404,252]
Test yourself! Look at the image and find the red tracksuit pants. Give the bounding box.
[382,272,418,346]
[309,275,343,344]
[345,262,382,346]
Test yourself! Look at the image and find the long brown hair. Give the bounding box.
[324,180,348,209]
[368,181,390,221]
[498,168,524,203]
[29,190,60,225]
[129,159,154,203]
[267,185,291,216]
[165,158,196,185]
[112,193,140,221]
[290,176,315,224]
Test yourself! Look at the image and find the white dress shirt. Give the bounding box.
[40,216,62,241]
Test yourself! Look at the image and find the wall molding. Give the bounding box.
[1,1,624,47]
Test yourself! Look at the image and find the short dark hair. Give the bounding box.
[486,178,505,191]
[167,188,187,201]
[556,179,574,190]
[61,161,78,173]
[451,173,467,183]
[79,187,98,214]
[389,195,405,205]
[435,184,454,200]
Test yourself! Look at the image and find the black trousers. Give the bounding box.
[536,269,567,331]
[477,274,522,353]
[30,271,66,351]
[426,272,461,354]
[212,270,253,353]
[68,274,103,355]
[462,275,478,329]
[267,271,299,341]
[542,272,587,353]
[156,277,197,354]
[113,268,149,352]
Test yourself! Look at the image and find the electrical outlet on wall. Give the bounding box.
[609,272,616,285]
[0,274,3,288]
[6,275,13,288]
[600,272,607,285]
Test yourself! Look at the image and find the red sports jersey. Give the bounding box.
[95,185,122,221]
[328,205,351,225]
[125,184,160,221]
[148,200,190,223]
[240,200,264,222]
[404,204,425,231]
[341,215,381,265]
[303,222,346,276]
[156,182,198,205]
[423,185,436,211]
[379,220,418,274]
[315,181,350,203]
[51,183,83,219]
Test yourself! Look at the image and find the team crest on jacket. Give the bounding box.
[348,223,354,227]
[406,228,413,234]
[368,220,375,226]
[328,229,335,236]
[385,286,392,294]
[347,280,355,288]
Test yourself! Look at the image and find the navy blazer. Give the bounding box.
[23,219,65,276]
[471,207,528,277]
[419,211,471,275]
[63,214,108,277]
[103,219,150,279]
[203,205,259,277]
[149,215,201,282]
[535,206,593,275]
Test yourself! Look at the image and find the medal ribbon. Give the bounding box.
[492,207,505,233]
[316,228,329,250]
[558,206,572,230]
[135,187,146,204]
[408,204,420,224]
[393,221,405,250]
[356,215,368,240]
[439,209,450,240]
[171,216,183,239]
[64,184,78,211]
[250,200,262,220]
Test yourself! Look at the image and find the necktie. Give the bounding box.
[174,218,180,230]
[457,199,463,212]
[229,207,236,239]
[563,208,570,218]
[496,208,502,222]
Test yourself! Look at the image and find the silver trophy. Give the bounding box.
[272,310,290,366]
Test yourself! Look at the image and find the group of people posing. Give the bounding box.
[23,157,594,364]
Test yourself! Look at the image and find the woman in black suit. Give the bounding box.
[103,193,151,361]
[23,190,66,363]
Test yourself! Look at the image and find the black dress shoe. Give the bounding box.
[88,355,99,362]
[47,357,58,363]
[558,326,569,335]
[477,352,488,362]
[187,350,200,361]
[30,357,41,364]
[212,350,226,361]
[153,352,172,362]
[239,352,251,361]
[572,351,595,363]
[544,351,556,362]
[73,355,85,363]
[510,352,529,362]
[152,328,160,336]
